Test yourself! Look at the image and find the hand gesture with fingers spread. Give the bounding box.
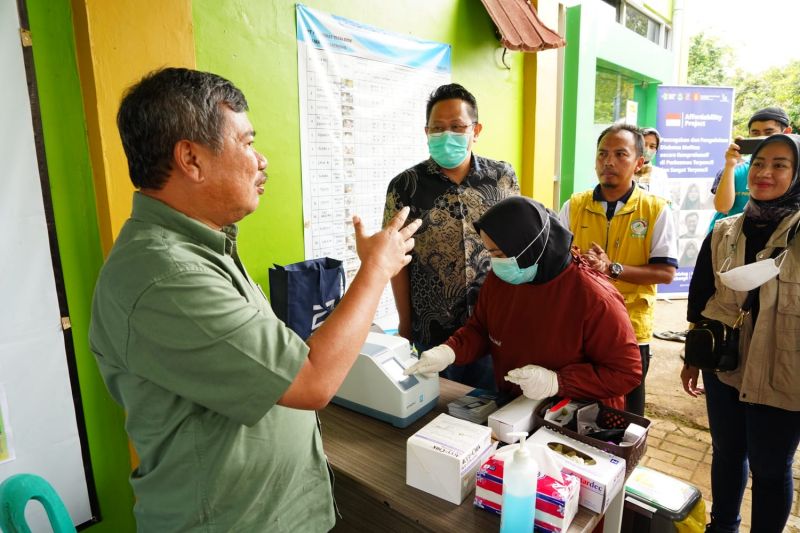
[353,206,422,282]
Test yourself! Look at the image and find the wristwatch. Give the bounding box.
[609,262,624,279]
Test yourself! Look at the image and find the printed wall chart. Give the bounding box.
[296,4,451,327]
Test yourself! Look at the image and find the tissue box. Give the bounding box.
[474,454,580,532]
[528,427,625,514]
[406,413,493,504]
[488,395,543,444]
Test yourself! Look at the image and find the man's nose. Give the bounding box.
[257,152,268,170]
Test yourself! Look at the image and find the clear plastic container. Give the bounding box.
[499,431,538,533]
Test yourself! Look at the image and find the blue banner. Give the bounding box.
[296,4,451,72]
[656,86,734,179]
[656,86,734,295]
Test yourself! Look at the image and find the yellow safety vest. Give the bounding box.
[568,186,668,342]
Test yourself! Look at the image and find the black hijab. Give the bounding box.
[474,196,573,284]
[743,133,800,222]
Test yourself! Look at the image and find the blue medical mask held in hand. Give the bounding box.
[491,217,551,285]
[427,131,471,169]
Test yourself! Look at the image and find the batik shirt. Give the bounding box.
[384,155,519,347]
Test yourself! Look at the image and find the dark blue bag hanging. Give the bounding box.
[268,257,346,340]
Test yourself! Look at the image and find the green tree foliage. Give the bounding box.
[687,32,733,87]
[729,61,800,137]
[687,33,800,137]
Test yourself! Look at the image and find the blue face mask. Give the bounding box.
[490,217,550,285]
[427,132,471,169]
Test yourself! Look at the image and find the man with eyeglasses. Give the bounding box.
[383,83,519,390]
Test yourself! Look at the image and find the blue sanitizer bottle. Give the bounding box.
[500,431,538,533]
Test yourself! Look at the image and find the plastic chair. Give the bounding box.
[0,473,76,533]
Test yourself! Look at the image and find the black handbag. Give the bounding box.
[684,316,743,371]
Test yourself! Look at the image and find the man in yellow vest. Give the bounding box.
[559,124,677,416]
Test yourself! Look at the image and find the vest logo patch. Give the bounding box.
[630,219,648,238]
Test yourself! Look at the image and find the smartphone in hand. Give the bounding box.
[737,137,767,155]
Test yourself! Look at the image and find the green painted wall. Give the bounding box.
[26,0,136,531]
[16,3,527,530]
[192,0,526,288]
[560,0,674,206]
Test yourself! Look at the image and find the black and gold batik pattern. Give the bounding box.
[384,155,519,347]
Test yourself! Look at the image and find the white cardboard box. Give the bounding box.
[528,427,625,514]
[406,413,493,504]
[488,395,542,443]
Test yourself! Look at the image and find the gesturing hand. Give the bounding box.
[353,206,422,281]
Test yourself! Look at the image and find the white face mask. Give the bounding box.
[718,250,788,292]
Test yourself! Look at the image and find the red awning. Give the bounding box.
[480,0,566,52]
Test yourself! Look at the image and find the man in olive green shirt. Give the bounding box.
[90,68,420,532]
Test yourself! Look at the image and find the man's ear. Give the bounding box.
[173,140,203,183]
[784,126,793,134]
[634,155,645,173]
[472,122,483,141]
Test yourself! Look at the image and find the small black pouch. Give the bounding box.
[684,318,740,371]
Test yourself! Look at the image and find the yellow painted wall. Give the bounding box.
[69,0,196,474]
[70,0,195,254]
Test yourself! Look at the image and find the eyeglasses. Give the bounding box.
[426,122,476,135]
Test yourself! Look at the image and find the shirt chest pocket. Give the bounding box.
[773,278,800,392]
[775,275,800,365]
[777,250,800,316]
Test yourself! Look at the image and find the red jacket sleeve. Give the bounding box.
[445,274,492,365]
[556,272,642,405]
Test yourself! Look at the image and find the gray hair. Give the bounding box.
[117,67,248,189]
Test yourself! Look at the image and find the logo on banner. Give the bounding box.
[311,299,336,331]
[630,219,648,238]
[665,113,682,127]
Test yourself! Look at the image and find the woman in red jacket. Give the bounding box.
[404,196,642,409]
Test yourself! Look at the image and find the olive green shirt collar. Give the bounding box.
[132,192,238,256]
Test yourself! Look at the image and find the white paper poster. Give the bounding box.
[296,4,451,326]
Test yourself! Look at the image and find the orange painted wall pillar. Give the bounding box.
[70,0,196,254]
